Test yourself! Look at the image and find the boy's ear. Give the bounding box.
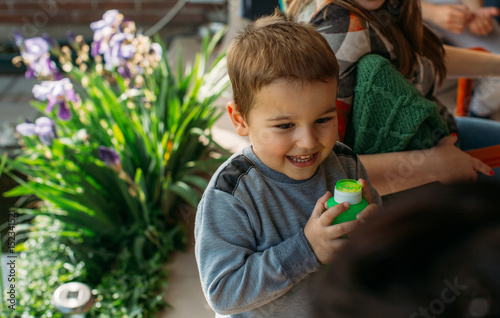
[227,102,249,137]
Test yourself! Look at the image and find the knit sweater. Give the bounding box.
[344,54,450,154]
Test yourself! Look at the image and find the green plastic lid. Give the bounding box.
[335,179,362,193]
[327,179,368,225]
[333,179,362,205]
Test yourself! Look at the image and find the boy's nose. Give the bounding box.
[296,127,318,149]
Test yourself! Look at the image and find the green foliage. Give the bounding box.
[1,217,86,317]
[0,13,230,316]
[0,216,173,317]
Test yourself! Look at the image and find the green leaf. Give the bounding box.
[181,175,208,191]
[2,184,31,197]
[169,181,201,208]
[133,235,147,269]
[0,152,8,177]
[112,123,126,145]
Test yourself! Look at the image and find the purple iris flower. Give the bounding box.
[90,10,121,57]
[102,32,134,71]
[15,35,60,79]
[150,43,162,59]
[12,29,23,48]
[16,117,56,146]
[32,78,78,120]
[23,37,49,59]
[120,43,136,60]
[42,33,60,55]
[90,9,120,34]
[66,31,79,51]
[98,146,121,170]
[117,65,133,79]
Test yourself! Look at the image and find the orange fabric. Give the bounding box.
[456,78,473,116]
[456,47,490,117]
[348,12,364,32]
[466,145,500,169]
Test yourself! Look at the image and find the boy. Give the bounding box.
[195,10,381,318]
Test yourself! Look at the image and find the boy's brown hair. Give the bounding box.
[227,9,339,120]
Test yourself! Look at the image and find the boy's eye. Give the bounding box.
[275,123,294,129]
[315,117,333,124]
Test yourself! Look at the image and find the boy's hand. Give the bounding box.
[304,191,377,264]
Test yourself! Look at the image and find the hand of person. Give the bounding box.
[356,178,378,222]
[424,4,473,34]
[433,134,493,183]
[429,4,473,34]
[358,178,373,204]
[304,190,378,264]
[468,7,500,36]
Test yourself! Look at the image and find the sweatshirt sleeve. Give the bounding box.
[194,188,320,315]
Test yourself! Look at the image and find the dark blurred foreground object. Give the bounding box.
[311,181,500,318]
[241,0,280,20]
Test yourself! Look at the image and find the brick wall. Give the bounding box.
[0,0,227,43]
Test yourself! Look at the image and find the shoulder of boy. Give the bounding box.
[213,154,255,195]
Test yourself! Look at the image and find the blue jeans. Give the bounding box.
[455,116,500,181]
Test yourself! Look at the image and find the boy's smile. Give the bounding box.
[228,78,339,180]
[288,153,318,166]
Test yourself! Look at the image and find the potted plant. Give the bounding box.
[0,9,229,317]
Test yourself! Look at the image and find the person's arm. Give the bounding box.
[421,1,472,34]
[359,135,493,196]
[444,44,500,78]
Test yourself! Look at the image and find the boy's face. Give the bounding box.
[228,78,338,180]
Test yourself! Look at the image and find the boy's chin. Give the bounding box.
[283,168,317,181]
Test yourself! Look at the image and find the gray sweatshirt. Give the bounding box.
[195,143,381,317]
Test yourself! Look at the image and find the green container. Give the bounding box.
[327,179,368,224]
